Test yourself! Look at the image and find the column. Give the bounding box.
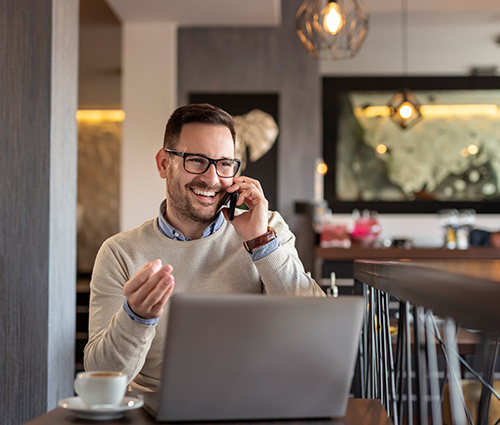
[120,22,178,230]
[0,0,78,422]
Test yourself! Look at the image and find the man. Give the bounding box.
[84,103,324,393]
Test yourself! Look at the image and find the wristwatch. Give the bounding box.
[244,226,277,253]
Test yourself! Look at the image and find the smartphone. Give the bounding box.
[227,191,238,221]
[219,190,238,221]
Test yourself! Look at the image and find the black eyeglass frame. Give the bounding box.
[165,149,241,178]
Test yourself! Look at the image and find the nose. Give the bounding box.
[200,162,219,185]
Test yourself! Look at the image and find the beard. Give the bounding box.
[166,165,223,225]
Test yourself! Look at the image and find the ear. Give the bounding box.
[155,148,169,179]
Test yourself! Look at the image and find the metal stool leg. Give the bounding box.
[404,301,413,425]
[414,305,428,425]
[395,301,406,425]
[425,311,443,425]
[477,334,499,425]
[442,318,468,425]
[383,292,398,425]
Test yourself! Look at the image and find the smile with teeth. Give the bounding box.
[192,188,217,198]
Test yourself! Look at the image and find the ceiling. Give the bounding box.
[104,0,500,24]
[106,0,282,26]
[78,0,500,108]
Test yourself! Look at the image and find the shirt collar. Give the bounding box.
[157,199,225,241]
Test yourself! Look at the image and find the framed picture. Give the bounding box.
[323,76,500,213]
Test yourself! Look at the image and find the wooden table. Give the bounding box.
[25,399,393,425]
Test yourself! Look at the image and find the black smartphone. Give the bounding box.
[227,191,238,221]
[219,190,238,221]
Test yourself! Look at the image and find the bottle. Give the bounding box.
[456,226,469,250]
[326,272,338,297]
[446,226,457,250]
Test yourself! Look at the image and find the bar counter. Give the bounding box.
[354,259,500,333]
[317,245,500,261]
[353,258,500,424]
[315,245,500,287]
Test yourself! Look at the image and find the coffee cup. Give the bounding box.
[74,371,128,408]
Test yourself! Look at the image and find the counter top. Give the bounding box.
[317,246,500,261]
[353,259,500,333]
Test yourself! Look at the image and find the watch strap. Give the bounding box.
[244,226,277,253]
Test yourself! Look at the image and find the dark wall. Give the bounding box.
[189,93,279,211]
[178,0,321,271]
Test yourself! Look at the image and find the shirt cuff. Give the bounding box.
[250,236,281,261]
[123,300,159,326]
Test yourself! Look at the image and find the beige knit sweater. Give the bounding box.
[84,211,324,393]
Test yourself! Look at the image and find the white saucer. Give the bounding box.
[58,396,144,420]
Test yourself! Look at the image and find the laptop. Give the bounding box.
[145,293,364,422]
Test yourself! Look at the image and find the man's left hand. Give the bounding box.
[223,176,269,241]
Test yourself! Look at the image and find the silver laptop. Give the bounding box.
[145,293,364,422]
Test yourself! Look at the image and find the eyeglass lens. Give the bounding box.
[184,155,238,177]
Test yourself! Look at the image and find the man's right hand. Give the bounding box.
[123,259,175,319]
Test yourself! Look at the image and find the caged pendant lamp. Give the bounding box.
[388,0,422,129]
[296,0,369,60]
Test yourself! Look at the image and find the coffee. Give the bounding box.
[74,371,128,408]
[89,372,122,377]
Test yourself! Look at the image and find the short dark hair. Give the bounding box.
[163,103,236,149]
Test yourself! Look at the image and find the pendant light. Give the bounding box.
[388,0,422,129]
[296,0,369,60]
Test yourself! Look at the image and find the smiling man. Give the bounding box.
[84,104,324,393]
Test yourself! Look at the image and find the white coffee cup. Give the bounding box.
[74,371,128,408]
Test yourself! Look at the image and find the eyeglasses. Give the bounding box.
[165,149,241,178]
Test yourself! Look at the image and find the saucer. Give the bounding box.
[58,396,144,420]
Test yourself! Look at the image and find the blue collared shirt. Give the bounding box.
[157,199,225,241]
[124,200,280,325]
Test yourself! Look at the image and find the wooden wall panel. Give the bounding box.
[0,0,78,422]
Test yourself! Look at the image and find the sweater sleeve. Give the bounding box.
[83,238,157,384]
[254,212,325,297]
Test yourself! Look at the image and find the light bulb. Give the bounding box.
[323,2,344,35]
[467,144,478,155]
[399,102,414,119]
[317,162,328,175]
